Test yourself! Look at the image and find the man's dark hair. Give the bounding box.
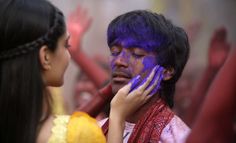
[107,10,190,108]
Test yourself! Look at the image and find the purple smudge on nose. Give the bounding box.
[110,49,131,71]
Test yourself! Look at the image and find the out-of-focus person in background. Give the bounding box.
[183,27,231,126]
[67,5,113,117]
[186,44,236,143]
[73,55,111,120]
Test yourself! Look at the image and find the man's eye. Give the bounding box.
[131,48,146,58]
[110,51,120,56]
[132,52,144,58]
[110,47,121,56]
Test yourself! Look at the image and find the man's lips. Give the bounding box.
[112,72,132,82]
[112,77,130,82]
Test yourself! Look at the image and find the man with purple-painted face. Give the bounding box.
[101,10,190,142]
[110,44,158,94]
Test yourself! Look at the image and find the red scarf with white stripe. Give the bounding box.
[102,99,174,142]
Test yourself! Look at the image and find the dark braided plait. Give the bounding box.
[43,7,65,51]
[0,38,45,60]
[0,7,65,60]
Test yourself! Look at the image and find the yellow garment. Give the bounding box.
[48,115,69,143]
[48,112,106,143]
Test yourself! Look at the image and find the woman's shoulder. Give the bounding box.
[37,115,56,143]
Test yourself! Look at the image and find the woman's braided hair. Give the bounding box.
[0,8,65,60]
[0,0,66,143]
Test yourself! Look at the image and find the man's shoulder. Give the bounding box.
[98,117,108,127]
[168,115,190,131]
[160,115,190,143]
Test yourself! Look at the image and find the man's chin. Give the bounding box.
[111,82,128,94]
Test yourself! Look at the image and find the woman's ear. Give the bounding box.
[39,45,51,70]
[163,67,175,81]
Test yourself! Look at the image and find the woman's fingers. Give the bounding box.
[110,65,164,120]
[146,67,164,96]
[118,75,142,97]
[128,65,164,98]
[115,65,164,102]
[129,75,141,93]
[149,74,163,96]
[136,65,159,91]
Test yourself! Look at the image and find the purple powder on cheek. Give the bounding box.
[142,56,157,72]
[139,56,157,89]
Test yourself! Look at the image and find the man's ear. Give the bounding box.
[39,45,51,70]
[163,67,175,81]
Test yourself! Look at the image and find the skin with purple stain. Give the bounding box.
[129,75,141,92]
[110,44,163,96]
[129,65,164,95]
[141,56,164,93]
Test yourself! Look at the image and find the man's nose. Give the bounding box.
[113,51,129,67]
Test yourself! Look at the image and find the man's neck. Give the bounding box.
[126,94,160,123]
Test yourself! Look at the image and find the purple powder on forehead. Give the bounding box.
[112,37,161,52]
